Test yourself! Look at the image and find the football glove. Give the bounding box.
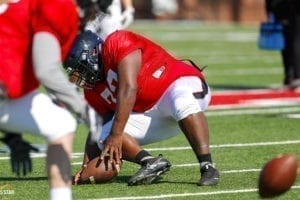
[121,7,135,28]
[0,133,39,176]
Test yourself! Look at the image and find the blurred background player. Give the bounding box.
[265,0,300,89]
[151,0,179,20]
[65,30,220,187]
[84,0,135,39]
[151,0,202,21]
[0,0,104,199]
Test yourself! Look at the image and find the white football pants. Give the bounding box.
[98,76,211,149]
[0,90,77,142]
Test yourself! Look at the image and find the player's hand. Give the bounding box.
[0,133,39,176]
[78,105,103,143]
[73,165,86,185]
[121,7,134,28]
[100,134,122,165]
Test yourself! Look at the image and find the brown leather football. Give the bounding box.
[258,154,298,198]
[80,156,122,184]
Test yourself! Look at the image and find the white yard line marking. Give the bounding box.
[206,68,282,76]
[142,31,258,42]
[87,186,300,200]
[1,140,299,160]
[71,160,261,174]
[207,106,300,114]
[282,113,300,119]
[145,140,300,151]
[211,88,300,95]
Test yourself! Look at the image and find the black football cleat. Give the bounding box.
[198,163,220,186]
[128,155,171,186]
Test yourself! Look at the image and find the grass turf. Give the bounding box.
[0,20,299,200]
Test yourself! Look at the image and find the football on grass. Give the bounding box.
[258,154,298,198]
[80,156,122,184]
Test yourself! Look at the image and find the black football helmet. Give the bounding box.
[64,30,104,89]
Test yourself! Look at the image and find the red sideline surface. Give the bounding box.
[210,88,300,108]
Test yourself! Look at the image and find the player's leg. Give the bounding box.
[30,92,76,199]
[0,90,77,199]
[290,12,300,88]
[47,132,74,199]
[161,76,219,186]
[179,112,210,155]
[121,133,146,162]
[122,133,171,186]
[281,23,294,87]
[178,112,219,186]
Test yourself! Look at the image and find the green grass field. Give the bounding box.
[1,20,300,200]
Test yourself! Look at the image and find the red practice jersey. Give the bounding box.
[0,0,79,99]
[85,30,205,114]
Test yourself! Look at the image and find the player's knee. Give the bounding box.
[174,101,201,121]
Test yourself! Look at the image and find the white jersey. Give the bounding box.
[108,0,123,19]
[85,0,134,39]
[152,0,178,17]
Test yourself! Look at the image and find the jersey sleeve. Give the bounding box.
[31,0,79,59]
[102,30,142,70]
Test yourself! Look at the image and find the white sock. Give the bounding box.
[50,188,72,200]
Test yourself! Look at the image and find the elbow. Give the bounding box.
[129,84,138,93]
[127,84,138,98]
[35,69,49,85]
[122,83,138,100]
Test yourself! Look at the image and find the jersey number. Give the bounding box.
[100,69,118,104]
